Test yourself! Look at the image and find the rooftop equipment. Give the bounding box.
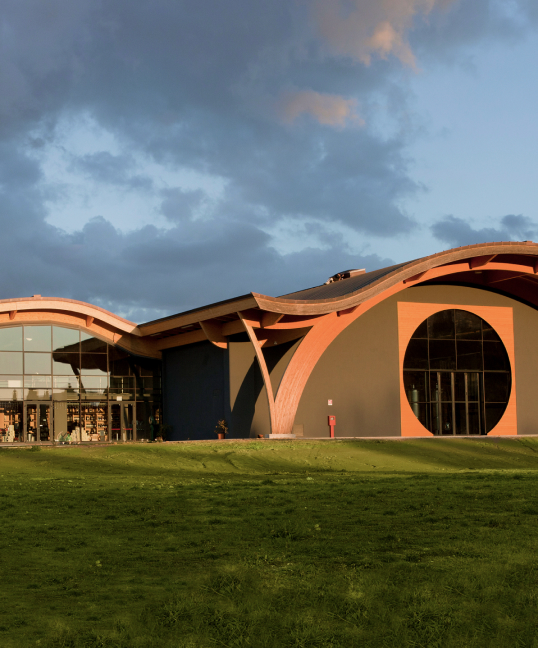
[324,268,366,284]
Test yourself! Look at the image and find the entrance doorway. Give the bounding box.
[18,401,142,443]
[110,402,135,441]
[53,402,83,442]
[430,371,482,435]
[80,402,108,441]
[25,402,52,443]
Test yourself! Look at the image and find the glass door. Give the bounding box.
[430,372,482,435]
[111,403,121,441]
[110,403,135,441]
[80,402,108,441]
[454,372,481,435]
[431,372,452,435]
[135,402,160,441]
[25,402,52,443]
[123,403,134,441]
[0,401,23,442]
[53,402,83,443]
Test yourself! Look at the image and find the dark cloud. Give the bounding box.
[71,151,153,190]
[160,188,207,222]
[0,202,392,322]
[0,0,536,317]
[431,214,537,247]
[0,140,390,320]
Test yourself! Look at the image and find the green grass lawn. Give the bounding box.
[2,438,538,647]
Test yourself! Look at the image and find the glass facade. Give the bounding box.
[0,325,161,443]
[403,310,511,435]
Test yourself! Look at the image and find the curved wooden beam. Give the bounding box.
[200,319,228,349]
[238,311,276,435]
[140,295,258,335]
[262,311,284,327]
[272,284,401,434]
[0,296,139,335]
[0,308,160,359]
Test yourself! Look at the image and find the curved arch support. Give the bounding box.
[200,319,228,349]
[272,282,403,435]
[0,297,139,334]
[238,311,276,435]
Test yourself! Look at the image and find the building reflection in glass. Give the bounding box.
[0,325,161,443]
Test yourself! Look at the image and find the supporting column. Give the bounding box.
[237,311,276,435]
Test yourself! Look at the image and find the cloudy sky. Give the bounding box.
[1,0,537,321]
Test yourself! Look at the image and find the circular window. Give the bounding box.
[403,309,511,435]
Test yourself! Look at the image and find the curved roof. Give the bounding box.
[8,242,536,349]
[0,296,139,335]
[279,262,410,301]
[138,240,538,339]
[252,240,538,315]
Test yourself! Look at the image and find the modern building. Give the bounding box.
[1,241,538,443]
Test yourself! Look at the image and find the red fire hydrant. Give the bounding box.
[328,415,336,438]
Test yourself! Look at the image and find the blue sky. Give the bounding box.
[401,27,538,258]
[1,1,537,321]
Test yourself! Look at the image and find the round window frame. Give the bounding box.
[402,309,511,436]
[398,302,516,437]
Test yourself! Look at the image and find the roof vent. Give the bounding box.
[32,294,42,298]
[324,269,366,285]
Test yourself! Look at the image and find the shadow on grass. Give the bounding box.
[3,439,538,485]
[38,557,538,648]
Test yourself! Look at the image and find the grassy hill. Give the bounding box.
[3,437,538,480]
[2,438,538,646]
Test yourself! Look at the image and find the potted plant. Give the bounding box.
[214,419,228,440]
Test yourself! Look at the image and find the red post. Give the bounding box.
[328,415,336,438]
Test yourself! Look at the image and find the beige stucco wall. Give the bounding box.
[294,293,400,437]
[294,284,538,437]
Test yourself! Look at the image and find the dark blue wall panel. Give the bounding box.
[163,341,231,441]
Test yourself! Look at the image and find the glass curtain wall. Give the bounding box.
[0,325,161,443]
